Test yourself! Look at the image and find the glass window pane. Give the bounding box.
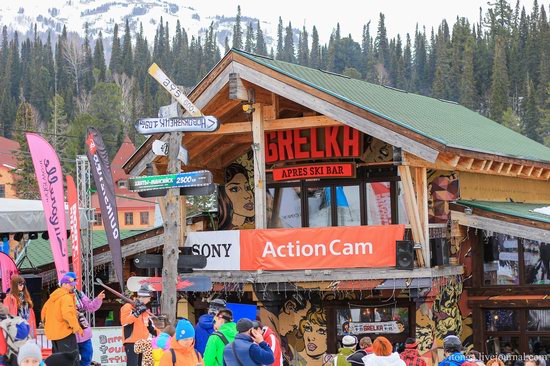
[336,307,408,337]
[308,187,332,227]
[485,336,520,360]
[485,309,519,331]
[528,310,550,331]
[267,187,303,228]
[330,186,360,226]
[524,239,550,284]
[483,234,520,285]
[366,182,392,225]
[529,337,550,357]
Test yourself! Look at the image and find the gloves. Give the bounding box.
[132,304,148,317]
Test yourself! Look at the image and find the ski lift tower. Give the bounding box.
[76,155,95,325]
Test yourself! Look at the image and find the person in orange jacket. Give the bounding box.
[41,274,83,364]
[159,318,203,366]
[4,275,36,338]
[120,286,157,366]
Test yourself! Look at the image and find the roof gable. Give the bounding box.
[233,49,550,164]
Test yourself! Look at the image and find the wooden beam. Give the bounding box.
[232,62,440,162]
[545,169,550,180]
[471,159,486,170]
[484,160,493,171]
[229,73,248,100]
[252,103,267,229]
[414,167,430,266]
[458,157,475,169]
[505,163,514,174]
[221,144,253,167]
[535,167,544,178]
[192,115,342,136]
[398,165,426,267]
[439,153,460,167]
[188,135,225,158]
[495,161,505,173]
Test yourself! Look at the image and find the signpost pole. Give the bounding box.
[160,130,182,324]
[252,103,267,229]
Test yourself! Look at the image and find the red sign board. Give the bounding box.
[265,126,361,164]
[272,163,356,181]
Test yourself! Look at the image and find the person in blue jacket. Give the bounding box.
[439,335,469,366]
[195,298,227,354]
[223,318,274,366]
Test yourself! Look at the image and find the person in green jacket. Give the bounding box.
[203,308,237,366]
[334,335,358,366]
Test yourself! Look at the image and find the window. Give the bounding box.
[125,212,133,225]
[118,180,127,188]
[0,184,5,198]
[267,187,303,228]
[482,232,550,286]
[94,213,102,226]
[140,212,149,225]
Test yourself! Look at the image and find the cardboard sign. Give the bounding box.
[185,225,405,271]
[91,327,126,365]
[128,170,213,192]
[272,163,355,181]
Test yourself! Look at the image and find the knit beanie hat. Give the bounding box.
[59,275,76,286]
[175,319,195,340]
[17,342,42,364]
[342,335,358,347]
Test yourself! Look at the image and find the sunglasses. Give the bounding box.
[17,283,25,286]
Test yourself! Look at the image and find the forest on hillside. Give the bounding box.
[1,1,550,197]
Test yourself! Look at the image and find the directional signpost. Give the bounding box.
[135,116,219,134]
[129,170,213,192]
[152,140,189,165]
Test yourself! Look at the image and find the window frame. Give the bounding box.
[0,184,5,198]
[140,211,149,225]
[124,212,134,225]
[94,213,102,226]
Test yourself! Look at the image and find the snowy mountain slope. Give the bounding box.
[0,0,276,51]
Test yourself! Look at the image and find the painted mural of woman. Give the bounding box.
[298,307,328,365]
[218,163,255,230]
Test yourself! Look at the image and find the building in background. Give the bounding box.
[92,136,156,230]
[0,136,20,198]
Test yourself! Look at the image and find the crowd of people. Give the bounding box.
[0,274,548,366]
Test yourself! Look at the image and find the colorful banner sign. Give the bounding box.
[148,63,202,117]
[66,175,82,290]
[265,126,361,163]
[134,116,219,134]
[348,321,404,334]
[128,170,213,192]
[86,128,124,291]
[185,225,405,271]
[26,133,69,281]
[272,163,355,181]
[0,252,18,292]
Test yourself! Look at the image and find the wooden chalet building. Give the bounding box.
[122,49,550,364]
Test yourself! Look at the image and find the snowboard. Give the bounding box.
[133,253,207,270]
[127,276,213,292]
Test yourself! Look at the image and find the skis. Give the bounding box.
[133,253,207,270]
[127,276,213,292]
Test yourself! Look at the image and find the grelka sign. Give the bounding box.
[185,225,405,271]
[265,126,361,164]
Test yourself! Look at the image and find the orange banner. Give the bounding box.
[240,224,405,270]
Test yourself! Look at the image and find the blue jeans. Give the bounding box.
[78,339,93,366]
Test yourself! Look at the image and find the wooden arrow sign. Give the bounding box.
[135,116,219,134]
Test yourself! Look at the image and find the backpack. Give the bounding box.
[170,348,201,366]
[212,331,229,345]
[0,315,31,366]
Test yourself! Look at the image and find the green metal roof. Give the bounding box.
[18,230,146,270]
[457,200,550,224]
[233,49,550,164]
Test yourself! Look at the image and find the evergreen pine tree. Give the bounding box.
[460,36,477,109]
[276,17,284,59]
[297,26,309,66]
[224,36,230,54]
[232,5,243,49]
[403,33,412,89]
[93,31,106,82]
[255,21,267,56]
[489,35,510,122]
[12,102,39,199]
[310,26,321,68]
[244,22,254,53]
[522,77,542,142]
[374,13,389,67]
[47,94,68,154]
[109,23,122,75]
[83,23,95,92]
[121,19,134,76]
[283,22,296,62]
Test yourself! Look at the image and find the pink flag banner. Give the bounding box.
[66,175,82,290]
[0,252,18,292]
[26,133,69,281]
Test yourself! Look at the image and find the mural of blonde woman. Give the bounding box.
[218,163,255,230]
[298,307,327,365]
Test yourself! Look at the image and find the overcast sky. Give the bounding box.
[189,0,536,39]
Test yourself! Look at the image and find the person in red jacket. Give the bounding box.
[120,286,157,366]
[4,276,36,338]
[260,322,282,366]
[399,338,426,366]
